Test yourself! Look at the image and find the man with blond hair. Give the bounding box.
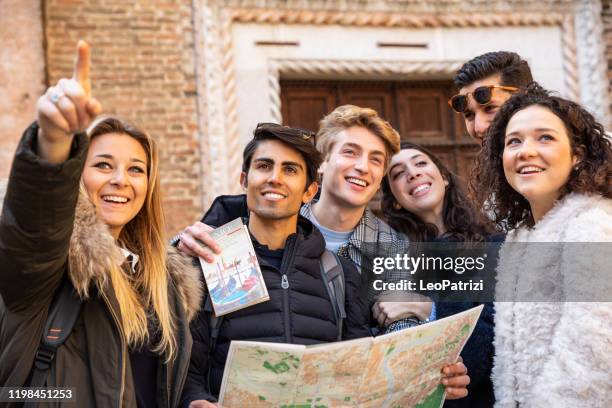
[179,106,434,331]
[300,105,434,332]
[301,105,401,267]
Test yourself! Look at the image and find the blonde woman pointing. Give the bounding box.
[0,41,202,407]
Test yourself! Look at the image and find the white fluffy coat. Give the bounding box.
[493,193,612,407]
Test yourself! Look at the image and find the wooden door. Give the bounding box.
[280,82,337,132]
[280,80,478,182]
[337,82,396,126]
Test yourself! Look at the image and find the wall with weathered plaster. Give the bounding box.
[0,0,45,179]
[43,0,202,235]
[1,0,609,231]
[231,23,566,148]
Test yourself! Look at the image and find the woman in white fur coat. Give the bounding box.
[471,83,612,407]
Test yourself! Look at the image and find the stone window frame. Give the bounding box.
[267,59,468,124]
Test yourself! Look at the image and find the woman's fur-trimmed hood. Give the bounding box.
[67,193,202,321]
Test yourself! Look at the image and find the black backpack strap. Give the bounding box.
[204,295,224,354]
[25,277,82,406]
[204,294,224,393]
[319,250,346,340]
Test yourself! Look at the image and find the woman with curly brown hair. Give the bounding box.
[471,83,612,407]
[381,142,497,408]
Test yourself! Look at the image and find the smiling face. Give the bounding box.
[241,139,317,224]
[319,126,387,209]
[460,74,515,144]
[503,104,577,219]
[82,132,149,238]
[388,148,448,226]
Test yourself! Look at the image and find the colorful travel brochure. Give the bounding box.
[218,304,484,408]
[199,218,269,316]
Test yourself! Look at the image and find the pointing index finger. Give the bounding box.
[73,40,91,95]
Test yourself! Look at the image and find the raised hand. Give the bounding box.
[36,40,102,162]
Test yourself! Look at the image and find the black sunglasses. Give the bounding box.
[255,122,316,144]
[448,85,518,113]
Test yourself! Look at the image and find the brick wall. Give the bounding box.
[603,0,612,122]
[0,0,45,180]
[45,0,203,235]
[7,0,611,235]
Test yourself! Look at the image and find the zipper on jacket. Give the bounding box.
[102,292,127,408]
[279,235,298,343]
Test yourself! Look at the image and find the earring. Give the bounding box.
[393,201,401,210]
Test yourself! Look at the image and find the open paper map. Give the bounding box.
[219,304,483,408]
[199,218,269,316]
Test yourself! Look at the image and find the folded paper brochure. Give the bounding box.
[199,218,270,317]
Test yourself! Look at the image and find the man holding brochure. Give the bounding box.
[180,123,371,406]
[180,124,471,407]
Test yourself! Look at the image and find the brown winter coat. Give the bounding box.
[0,123,203,407]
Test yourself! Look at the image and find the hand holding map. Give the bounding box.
[219,304,483,408]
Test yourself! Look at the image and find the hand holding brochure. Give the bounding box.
[219,304,483,408]
[199,218,269,316]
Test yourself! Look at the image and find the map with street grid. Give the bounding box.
[218,305,483,408]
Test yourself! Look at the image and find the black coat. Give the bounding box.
[180,195,370,405]
[436,234,504,408]
[0,123,202,407]
[437,302,495,408]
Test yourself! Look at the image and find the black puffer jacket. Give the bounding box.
[180,195,370,404]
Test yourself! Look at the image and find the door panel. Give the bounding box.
[456,146,480,183]
[281,83,336,132]
[280,80,479,181]
[395,86,454,146]
[338,84,396,127]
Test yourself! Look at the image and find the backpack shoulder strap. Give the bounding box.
[27,277,82,394]
[319,250,346,341]
[204,294,224,392]
[204,294,224,353]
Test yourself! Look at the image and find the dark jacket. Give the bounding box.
[438,302,494,408]
[0,123,202,407]
[435,234,503,408]
[180,195,371,405]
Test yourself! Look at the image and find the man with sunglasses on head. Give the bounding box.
[449,51,533,144]
[440,51,533,408]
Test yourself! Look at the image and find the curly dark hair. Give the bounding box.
[382,142,494,242]
[470,82,612,230]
